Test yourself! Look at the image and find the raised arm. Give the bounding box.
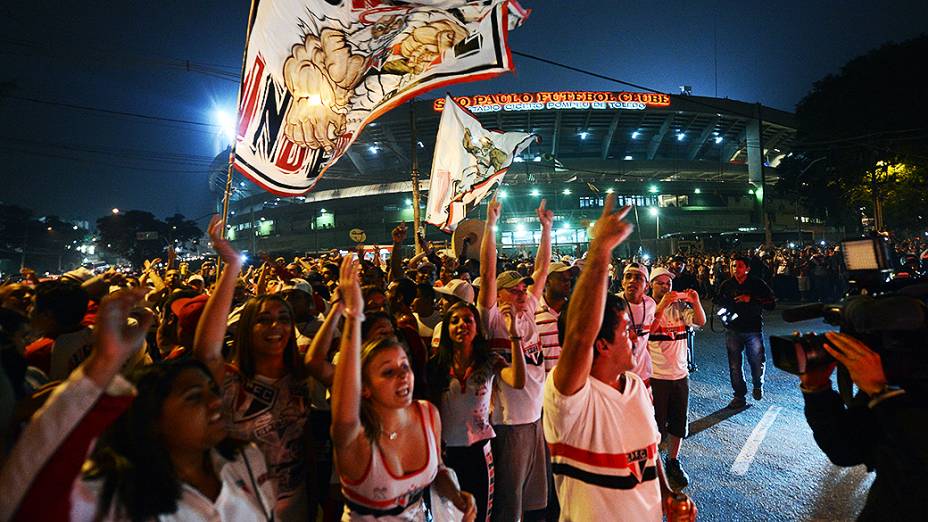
[497,303,526,389]
[1,289,149,521]
[553,196,632,396]
[193,216,242,384]
[330,255,365,449]
[305,294,344,386]
[389,223,408,282]
[529,199,553,301]
[477,197,501,310]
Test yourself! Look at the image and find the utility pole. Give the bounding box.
[409,100,423,255]
[756,103,773,247]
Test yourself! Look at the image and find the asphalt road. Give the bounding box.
[678,299,873,521]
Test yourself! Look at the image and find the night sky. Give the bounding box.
[1,0,925,225]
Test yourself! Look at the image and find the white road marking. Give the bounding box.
[730,405,782,476]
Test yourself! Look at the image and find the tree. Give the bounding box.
[777,35,928,233]
[164,213,203,244]
[96,211,168,267]
[0,204,87,273]
[96,211,202,267]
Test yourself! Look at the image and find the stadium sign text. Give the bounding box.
[433,91,672,113]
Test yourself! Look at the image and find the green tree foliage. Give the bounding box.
[776,35,928,232]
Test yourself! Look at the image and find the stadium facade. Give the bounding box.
[217,90,827,258]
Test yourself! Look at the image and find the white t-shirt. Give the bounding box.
[48,328,95,381]
[648,302,695,381]
[617,293,656,383]
[479,294,544,425]
[438,360,496,447]
[222,367,309,520]
[543,372,662,521]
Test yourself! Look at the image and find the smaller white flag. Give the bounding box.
[426,96,536,232]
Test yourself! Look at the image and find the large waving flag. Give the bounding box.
[426,95,536,232]
[233,0,529,196]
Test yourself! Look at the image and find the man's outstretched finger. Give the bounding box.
[601,193,616,216]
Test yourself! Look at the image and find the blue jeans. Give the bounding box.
[726,331,765,398]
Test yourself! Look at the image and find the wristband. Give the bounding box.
[510,336,522,341]
[343,309,365,321]
[867,385,905,409]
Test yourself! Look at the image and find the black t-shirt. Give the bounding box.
[672,270,699,293]
[716,276,775,332]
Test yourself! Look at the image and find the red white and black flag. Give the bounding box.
[233,0,529,196]
[426,95,536,232]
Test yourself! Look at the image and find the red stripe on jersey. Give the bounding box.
[548,442,657,469]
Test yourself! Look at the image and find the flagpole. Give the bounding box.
[217,0,258,277]
[409,100,423,255]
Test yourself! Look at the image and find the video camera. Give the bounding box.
[770,236,928,380]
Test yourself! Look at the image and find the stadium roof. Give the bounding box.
[216,91,797,200]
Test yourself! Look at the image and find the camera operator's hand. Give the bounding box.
[799,360,836,392]
[822,332,888,395]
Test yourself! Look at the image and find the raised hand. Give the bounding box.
[207,215,241,266]
[486,196,502,224]
[590,194,633,253]
[392,222,408,244]
[500,303,521,338]
[536,198,554,229]
[338,254,363,319]
[84,288,153,386]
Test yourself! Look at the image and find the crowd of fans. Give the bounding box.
[1,197,926,521]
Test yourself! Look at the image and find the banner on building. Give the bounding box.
[426,95,536,232]
[233,0,530,196]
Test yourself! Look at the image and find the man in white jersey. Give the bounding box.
[647,267,706,490]
[618,262,656,385]
[479,195,553,521]
[544,197,696,521]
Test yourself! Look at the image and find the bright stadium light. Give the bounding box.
[562,188,571,195]
[579,131,589,140]
[714,136,724,144]
[694,188,702,194]
[648,185,658,193]
[112,208,120,215]
[632,131,641,139]
[369,145,379,154]
[533,156,542,162]
[606,188,615,194]
[213,109,237,142]
[676,132,685,141]
[513,156,524,163]
[499,190,509,199]
[624,155,633,160]
[648,207,659,217]
[531,188,541,197]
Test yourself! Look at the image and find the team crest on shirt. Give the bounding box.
[238,380,278,419]
[625,448,649,482]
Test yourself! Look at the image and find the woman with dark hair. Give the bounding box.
[331,256,477,521]
[1,289,276,521]
[193,217,310,520]
[427,301,526,522]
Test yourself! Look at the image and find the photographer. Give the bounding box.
[801,332,927,520]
